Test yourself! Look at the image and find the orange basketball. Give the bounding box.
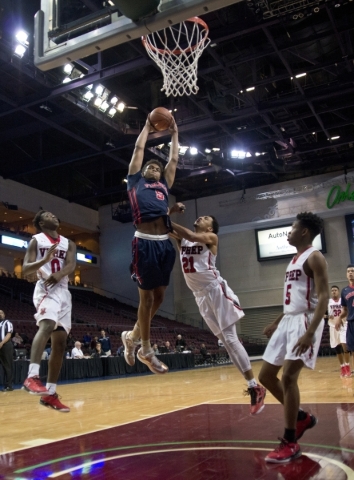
[148,107,173,131]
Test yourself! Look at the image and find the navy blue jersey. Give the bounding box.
[127,171,169,226]
[341,285,354,321]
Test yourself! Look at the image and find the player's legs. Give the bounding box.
[282,359,303,430]
[259,361,283,403]
[30,319,56,365]
[217,325,252,377]
[47,328,67,383]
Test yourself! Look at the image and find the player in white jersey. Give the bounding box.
[259,212,329,463]
[170,207,266,415]
[327,286,350,377]
[22,211,76,412]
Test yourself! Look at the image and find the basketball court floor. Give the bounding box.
[1,356,354,479]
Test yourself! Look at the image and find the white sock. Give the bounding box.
[28,363,40,378]
[141,340,152,354]
[46,383,57,395]
[247,378,258,388]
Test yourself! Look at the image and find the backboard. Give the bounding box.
[34,0,241,71]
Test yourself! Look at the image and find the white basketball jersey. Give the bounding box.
[328,298,342,327]
[180,239,220,292]
[34,232,69,286]
[284,246,320,314]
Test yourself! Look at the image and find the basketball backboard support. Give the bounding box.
[34,0,241,71]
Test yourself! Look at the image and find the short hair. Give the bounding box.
[143,159,164,175]
[347,264,354,269]
[210,216,219,235]
[33,210,46,232]
[331,285,339,290]
[296,212,323,240]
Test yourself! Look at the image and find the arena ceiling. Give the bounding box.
[0,0,354,211]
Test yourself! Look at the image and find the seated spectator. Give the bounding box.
[98,330,112,356]
[152,343,160,355]
[12,332,23,346]
[66,333,75,350]
[91,342,105,358]
[83,332,92,347]
[116,344,125,357]
[90,336,99,350]
[200,343,212,362]
[71,341,84,359]
[175,334,186,352]
[165,341,174,354]
[218,338,224,348]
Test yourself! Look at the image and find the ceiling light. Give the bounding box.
[178,146,189,155]
[110,96,118,105]
[62,77,71,84]
[231,150,247,159]
[212,148,220,152]
[86,84,93,90]
[107,108,117,118]
[246,87,255,92]
[205,148,212,154]
[94,97,103,108]
[82,91,94,102]
[99,101,109,112]
[295,73,306,78]
[123,178,128,183]
[63,63,73,74]
[95,85,104,96]
[13,44,26,58]
[117,102,125,112]
[15,30,29,45]
[190,147,198,155]
[330,136,340,140]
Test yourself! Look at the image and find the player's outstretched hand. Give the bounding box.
[292,331,314,356]
[169,202,185,215]
[334,317,343,331]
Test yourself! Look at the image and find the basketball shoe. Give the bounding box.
[344,365,352,377]
[340,365,347,378]
[137,348,169,374]
[121,331,139,366]
[265,438,301,463]
[40,393,70,412]
[245,385,266,415]
[23,376,50,396]
[296,412,317,440]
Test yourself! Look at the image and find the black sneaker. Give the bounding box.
[4,387,14,392]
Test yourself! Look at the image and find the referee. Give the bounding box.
[0,310,14,392]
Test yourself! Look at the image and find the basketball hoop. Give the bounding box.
[142,17,210,97]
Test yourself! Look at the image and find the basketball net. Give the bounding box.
[142,17,210,97]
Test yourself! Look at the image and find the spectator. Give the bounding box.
[90,336,99,350]
[91,342,105,358]
[218,338,224,348]
[116,344,125,357]
[152,343,160,355]
[165,341,174,353]
[99,330,112,356]
[82,332,91,347]
[175,334,186,352]
[66,333,75,349]
[12,332,23,347]
[0,310,14,392]
[71,341,84,359]
[200,343,212,362]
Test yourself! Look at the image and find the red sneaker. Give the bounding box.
[296,412,317,440]
[22,376,50,396]
[246,385,266,415]
[265,438,301,463]
[340,366,347,378]
[345,365,352,377]
[40,393,70,412]
[137,348,169,374]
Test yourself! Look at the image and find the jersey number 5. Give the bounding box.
[182,256,196,273]
[285,284,291,305]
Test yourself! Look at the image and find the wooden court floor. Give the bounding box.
[1,356,354,479]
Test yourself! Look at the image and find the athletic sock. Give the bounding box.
[284,428,296,443]
[247,378,258,388]
[28,363,40,378]
[46,383,57,395]
[141,340,152,355]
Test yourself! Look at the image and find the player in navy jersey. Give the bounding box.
[121,116,180,375]
[336,265,354,360]
[22,211,76,412]
[170,211,266,415]
[327,285,350,377]
[258,212,329,463]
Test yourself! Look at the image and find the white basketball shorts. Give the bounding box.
[33,282,72,334]
[262,312,324,370]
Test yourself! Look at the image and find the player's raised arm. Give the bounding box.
[128,118,153,175]
[164,119,179,188]
[171,221,217,248]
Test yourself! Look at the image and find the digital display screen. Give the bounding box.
[255,224,326,261]
[1,235,28,249]
[77,252,97,264]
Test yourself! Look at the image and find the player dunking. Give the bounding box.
[259,212,329,463]
[22,211,76,412]
[170,210,266,415]
[121,116,180,374]
[327,285,350,377]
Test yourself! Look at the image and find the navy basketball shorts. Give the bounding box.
[346,321,354,351]
[130,232,176,290]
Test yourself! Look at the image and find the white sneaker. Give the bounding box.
[121,331,139,366]
[137,348,169,374]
